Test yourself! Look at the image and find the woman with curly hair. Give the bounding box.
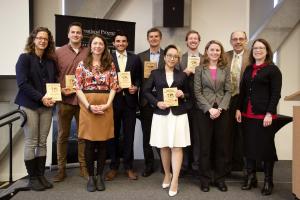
[15,27,57,191]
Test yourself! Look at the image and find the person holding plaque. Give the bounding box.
[236,39,282,196]
[105,31,141,181]
[143,45,190,197]
[15,27,57,191]
[54,22,89,182]
[194,40,231,192]
[138,27,165,177]
[178,30,203,176]
[75,34,118,192]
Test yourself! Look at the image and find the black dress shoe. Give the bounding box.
[141,168,154,177]
[215,182,228,192]
[200,184,210,192]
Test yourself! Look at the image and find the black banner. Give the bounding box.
[55,14,136,51]
[52,15,136,166]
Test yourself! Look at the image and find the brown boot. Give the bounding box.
[126,170,138,180]
[104,169,118,181]
[80,165,89,179]
[53,168,66,182]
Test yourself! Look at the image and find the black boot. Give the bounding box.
[95,175,105,191]
[36,157,53,189]
[261,161,274,195]
[241,170,258,190]
[24,159,45,191]
[87,176,96,192]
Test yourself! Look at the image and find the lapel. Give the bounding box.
[125,52,131,72]
[160,68,169,88]
[215,67,224,90]
[203,66,215,89]
[241,50,249,77]
[158,48,165,70]
[170,69,179,87]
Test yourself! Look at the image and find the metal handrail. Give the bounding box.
[0,109,27,184]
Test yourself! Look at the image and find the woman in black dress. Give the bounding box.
[236,38,282,195]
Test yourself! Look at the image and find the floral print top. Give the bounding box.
[75,61,118,91]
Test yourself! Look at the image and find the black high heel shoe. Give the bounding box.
[241,173,258,190]
[261,177,274,195]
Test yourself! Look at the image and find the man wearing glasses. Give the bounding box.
[225,31,250,174]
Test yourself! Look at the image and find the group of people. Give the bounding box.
[15,22,282,197]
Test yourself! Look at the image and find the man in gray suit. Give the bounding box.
[179,30,202,176]
[138,27,165,177]
[224,31,250,173]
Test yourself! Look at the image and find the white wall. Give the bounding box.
[276,23,300,160]
[191,0,249,53]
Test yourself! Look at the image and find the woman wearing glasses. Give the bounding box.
[15,27,57,191]
[143,44,190,197]
[194,40,231,192]
[236,38,282,196]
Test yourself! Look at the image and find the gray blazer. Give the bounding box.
[194,65,231,113]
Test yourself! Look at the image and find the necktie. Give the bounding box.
[119,54,126,72]
[231,55,241,96]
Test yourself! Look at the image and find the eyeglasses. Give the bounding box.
[166,54,179,60]
[252,47,266,51]
[231,37,246,42]
[35,37,49,42]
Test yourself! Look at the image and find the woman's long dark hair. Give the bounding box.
[24,27,55,60]
[201,40,227,68]
[84,34,112,72]
[249,38,274,65]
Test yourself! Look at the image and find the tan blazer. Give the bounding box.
[194,65,231,113]
[224,49,250,80]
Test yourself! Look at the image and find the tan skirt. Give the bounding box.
[78,92,114,141]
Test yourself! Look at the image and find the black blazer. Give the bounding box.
[15,53,58,110]
[112,51,142,109]
[142,68,189,115]
[238,64,282,115]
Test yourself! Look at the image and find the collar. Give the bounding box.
[150,49,160,55]
[116,50,127,58]
[253,63,267,69]
[233,50,244,58]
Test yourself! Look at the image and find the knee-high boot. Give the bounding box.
[261,161,274,195]
[36,156,53,189]
[24,159,45,191]
[241,159,257,190]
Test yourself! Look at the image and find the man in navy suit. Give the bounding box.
[138,27,165,177]
[105,31,141,181]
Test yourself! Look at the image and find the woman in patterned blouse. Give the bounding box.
[75,34,118,192]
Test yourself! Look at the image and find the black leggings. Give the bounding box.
[85,140,106,176]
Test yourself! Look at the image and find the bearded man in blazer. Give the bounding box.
[224,31,250,173]
[178,30,203,176]
[138,27,165,177]
[105,31,142,181]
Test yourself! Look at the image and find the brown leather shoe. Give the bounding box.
[53,168,66,182]
[104,170,118,181]
[79,166,89,179]
[126,170,138,180]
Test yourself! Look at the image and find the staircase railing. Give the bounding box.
[0,109,27,184]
